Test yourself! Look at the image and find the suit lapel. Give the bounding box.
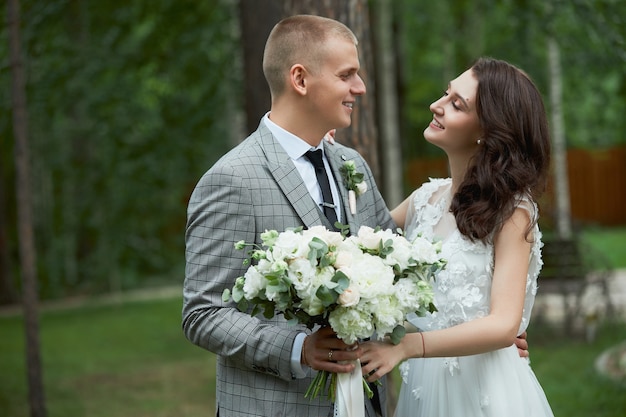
[256,124,331,229]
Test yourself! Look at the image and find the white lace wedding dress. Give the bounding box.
[394,178,554,417]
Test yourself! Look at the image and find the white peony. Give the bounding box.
[349,253,394,299]
[328,306,374,344]
[370,295,405,337]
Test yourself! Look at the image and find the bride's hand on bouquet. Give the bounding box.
[302,326,361,374]
[359,338,405,382]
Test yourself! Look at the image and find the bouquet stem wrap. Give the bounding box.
[334,359,365,417]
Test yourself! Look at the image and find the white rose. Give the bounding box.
[355,181,368,196]
[384,236,413,270]
[355,226,380,250]
[304,225,344,248]
[356,226,398,252]
[334,250,354,269]
[338,285,360,307]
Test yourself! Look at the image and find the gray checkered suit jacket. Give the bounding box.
[183,121,395,417]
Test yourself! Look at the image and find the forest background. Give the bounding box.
[1,0,625,305]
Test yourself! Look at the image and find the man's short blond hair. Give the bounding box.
[262,15,358,97]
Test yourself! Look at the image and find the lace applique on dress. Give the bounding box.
[404,178,544,353]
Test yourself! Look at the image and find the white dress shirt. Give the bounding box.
[263,113,342,223]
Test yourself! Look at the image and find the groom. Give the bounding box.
[182,15,394,417]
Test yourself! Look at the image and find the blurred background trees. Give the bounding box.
[2,0,625,304]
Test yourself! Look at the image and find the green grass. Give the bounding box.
[0,299,216,417]
[2,297,625,417]
[581,226,626,269]
[529,320,626,417]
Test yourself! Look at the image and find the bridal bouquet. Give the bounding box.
[223,224,445,413]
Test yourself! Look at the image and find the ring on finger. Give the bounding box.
[328,349,334,361]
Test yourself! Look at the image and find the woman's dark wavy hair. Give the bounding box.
[451,57,551,243]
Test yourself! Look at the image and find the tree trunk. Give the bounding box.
[7,0,48,415]
[0,160,17,305]
[548,37,572,239]
[239,0,382,184]
[371,0,403,208]
[238,0,282,137]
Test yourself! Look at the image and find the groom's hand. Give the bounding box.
[515,331,529,358]
[302,326,361,374]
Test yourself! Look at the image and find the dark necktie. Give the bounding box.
[304,150,338,227]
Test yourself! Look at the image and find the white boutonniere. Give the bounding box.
[339,160,367,215]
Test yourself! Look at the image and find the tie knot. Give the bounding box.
[304,149,325,169]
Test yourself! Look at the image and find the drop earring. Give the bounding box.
[477,139,482,145]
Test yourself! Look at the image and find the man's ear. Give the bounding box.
[289,64,307,96]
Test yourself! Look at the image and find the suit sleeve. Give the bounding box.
[182,161,302,381]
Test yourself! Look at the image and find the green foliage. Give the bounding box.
[389,324,406,345]
[1,0,241,298]
[395,0,625,164]
[3,0,624,300]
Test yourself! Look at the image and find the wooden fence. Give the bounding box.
[405,146,626,226]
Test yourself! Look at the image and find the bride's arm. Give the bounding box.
[390,194,413,230]
[360,207,532,379]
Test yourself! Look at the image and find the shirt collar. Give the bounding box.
[263,112,324,160]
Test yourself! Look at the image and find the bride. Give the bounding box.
[360,57,554,417]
